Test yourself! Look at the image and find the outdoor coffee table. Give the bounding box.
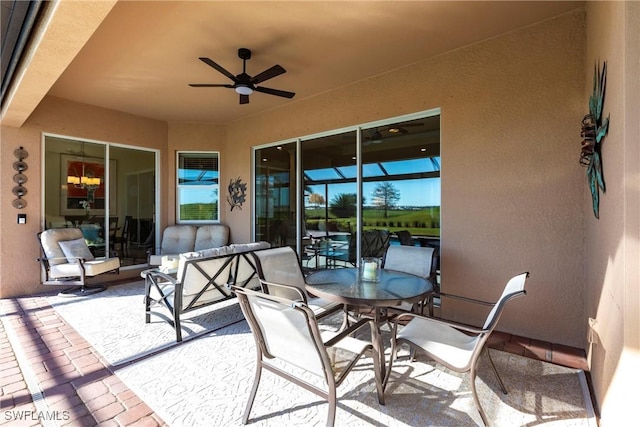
[305,268,433,388]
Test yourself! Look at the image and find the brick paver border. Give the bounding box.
[1,296,166,427]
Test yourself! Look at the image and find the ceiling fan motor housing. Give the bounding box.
[238,48,252,60]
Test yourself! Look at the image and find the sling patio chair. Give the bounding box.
[384,272,529,426]
[383,245,437,314]
[250,246,343,321]
[232,286,382,427]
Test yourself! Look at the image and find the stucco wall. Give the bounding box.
[0,97,167,298]
[165,123,227,230]
[224,10,586,347]
[2,10,588,349]
[584,1,640,424]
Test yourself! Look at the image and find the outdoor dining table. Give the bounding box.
[305,267,433,398]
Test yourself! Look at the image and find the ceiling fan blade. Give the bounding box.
[199,57,238,82]
[188,84,234,88]
[255,86,295,99]
[239,94,250,104]
[250,65,286,85]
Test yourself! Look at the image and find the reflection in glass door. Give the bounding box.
[254,142,297,250]
[361,116,440,249]
[111,146,156,266]
[301,131,356,270]
[253,111,441,272]
[44,136,157,268]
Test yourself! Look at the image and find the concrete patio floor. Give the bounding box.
[1,279,591,426]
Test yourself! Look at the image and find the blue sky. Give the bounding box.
[307,178,441,208]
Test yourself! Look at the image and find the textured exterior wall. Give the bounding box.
[166,123,227,231]
[584,1,640,424]
[225,11,586,347]
[2,11,588,349]
[0,97,167,298]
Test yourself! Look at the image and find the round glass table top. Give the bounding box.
[306,268,433,307]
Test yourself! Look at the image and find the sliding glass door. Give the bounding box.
[253,111,441,270]
[44,136,157,267]
[254,141,298,248]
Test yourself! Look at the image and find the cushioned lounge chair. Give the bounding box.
[37,228,120,297]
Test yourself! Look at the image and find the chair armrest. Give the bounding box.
[438,292,494,306]
[37,256,69,263]
[394,311,488,335]
[259,280,308,303]
[144,270,179,285]
[39,255,89,265]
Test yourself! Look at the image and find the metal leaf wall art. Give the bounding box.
[227,176,247,211]
[580,61,609,219]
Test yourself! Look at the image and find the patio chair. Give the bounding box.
[332,229,391,267]
[37,228,121,297]
[112,215,131,257]
[395,230,414,246]
[384,272,529,426]
[383,245,437,314]
[232,286,382,427]
[250,246,343,321]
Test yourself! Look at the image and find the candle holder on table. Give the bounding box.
[359,257,381,283]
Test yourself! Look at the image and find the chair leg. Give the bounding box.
[338,304,350,332]
[327,387,337,427]
[486,348,508,394]
[144,278,152,323]
[243,356,263,425]
[371,345,385,405]
[470,364,489,427]
[383,337,398,390]
[174,310,182,342]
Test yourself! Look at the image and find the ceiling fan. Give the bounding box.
[188,48,295,104]
[363,123,424,144]
[382,122,424,134]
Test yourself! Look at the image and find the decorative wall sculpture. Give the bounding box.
[227,176,247,211]
[12,147,28,209]
[580,61,609,219]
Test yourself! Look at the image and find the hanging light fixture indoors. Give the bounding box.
[67,143,102,200]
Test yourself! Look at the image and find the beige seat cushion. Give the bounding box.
[58,238,95,262]
[40,228,85,266]
[49,257,121,279]
[194,225,230,251]
[161,225,198,255]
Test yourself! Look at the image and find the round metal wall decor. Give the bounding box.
[12,186,27,197]
[13,160,27,172]
[13,147,29,159]
[13,173,27,184]
[12,198,27,209]
[12,146,28,209]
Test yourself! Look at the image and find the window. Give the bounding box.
[177,152,219,223]
[254,110,441,270]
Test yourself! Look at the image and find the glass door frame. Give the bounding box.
[41,133,160,270]
[252,108,441,263]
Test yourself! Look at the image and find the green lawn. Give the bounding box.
[305,207,440,237]
[180,203,218,221]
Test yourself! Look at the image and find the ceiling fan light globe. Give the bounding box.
[235,85,253,95]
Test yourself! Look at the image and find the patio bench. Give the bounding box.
[148,224,230,266]
[144,241,270,341]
